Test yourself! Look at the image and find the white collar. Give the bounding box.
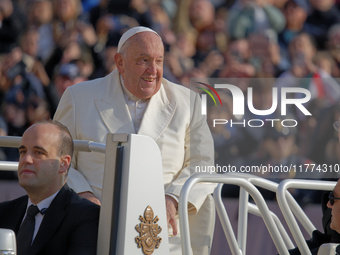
[27,190,60,214]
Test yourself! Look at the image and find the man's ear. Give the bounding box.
[59,155,71,174]
[114,53,124,74]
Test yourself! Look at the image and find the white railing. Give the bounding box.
[178,173,290,255]
[220,172,317,239]
[179,172,335,255]
[216,173,316,254]
[213,183,294,254]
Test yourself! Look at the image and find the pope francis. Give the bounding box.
[54,26,217,254]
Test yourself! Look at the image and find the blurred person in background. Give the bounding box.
[45,40,88,79]
[297,98,330,160]
[2,47,46,111]
[0,114,7,142]
[19,28,40,61]
[206,90,256,171]
[257,122,319,203]
[170,0,226,81]
[327,24,340,77]
[218,39,256,78]
[52,0,87,42]
[0,0,25,54]
[0,54,8,108]
[247,32,283,77]
[305,0,340,50]
[2,99,27,162]
[179,67,207,88]
[228,0,286,40]
[44,0,97,78]
[25,96,50,125]
[148,0,177,51]
[278,0,309,71]
[325,138,340,168]
[26,0,54,63]
[284,32,317,78]
[189,0,215,33]
[271,0,301,9]
[166,31,196,77]
[239,78,282,157]
[80,0,100,16]
[0,45,59,159]
[90,0,139,56]
[307,100,340,167]
[192,27,224,78]
[17,25,61,118]
[53,62,87,98]
[75,50,95,79]
[0,47,51,147]
[88,0,110,29]
[277,33,340,107]
[313,51,337,76]
[106,0,153,28]
[90,31,120,79]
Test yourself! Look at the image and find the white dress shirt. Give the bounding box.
[120,77,149,133]
[23,190,59,241]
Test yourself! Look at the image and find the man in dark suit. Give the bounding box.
[289,119,340,254]
[288,189,340,255]
[0,120,100,255]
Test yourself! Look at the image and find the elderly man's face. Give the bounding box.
[116,32,164,99]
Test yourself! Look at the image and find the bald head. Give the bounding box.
[18,120,73,203]
[27,120,74,158]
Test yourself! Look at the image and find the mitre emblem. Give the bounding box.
[135,205,162,254]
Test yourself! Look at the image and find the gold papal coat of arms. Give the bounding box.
[135,205,162,255]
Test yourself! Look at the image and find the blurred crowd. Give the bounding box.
[1,0,340,198]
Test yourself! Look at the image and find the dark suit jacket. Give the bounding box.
[289,191,340,255]
[0,185,100,255]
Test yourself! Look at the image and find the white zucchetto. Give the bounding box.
[117,26,161,53]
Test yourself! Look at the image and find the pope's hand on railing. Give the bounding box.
[165,195,178,236]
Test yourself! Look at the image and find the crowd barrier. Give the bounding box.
[0,135,338,255]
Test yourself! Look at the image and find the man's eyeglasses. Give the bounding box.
[334,121,340,131]
[329,191,340,206]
